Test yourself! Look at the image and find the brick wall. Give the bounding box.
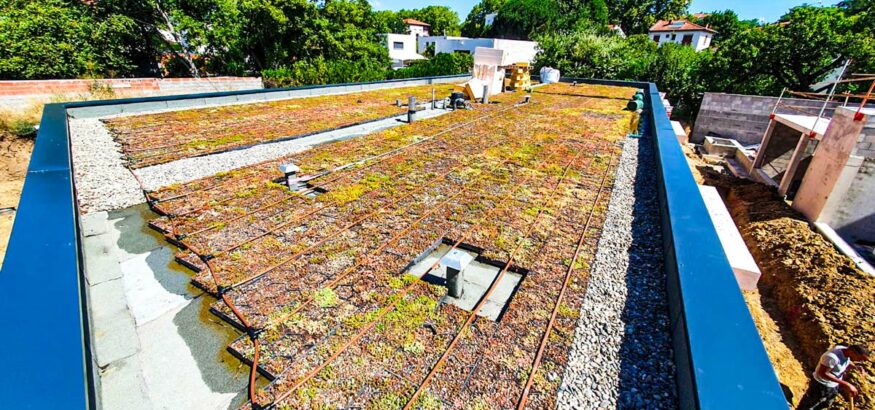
[0,77,263,112]
[691,92,860,145]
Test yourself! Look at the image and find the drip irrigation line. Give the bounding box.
[131,160,266,407]
[453,156,600,396]
[258,154,518,331]
[516,152,615,409]
[401,151,584,410]
[228,166,463,289]
[264,142,579,408]
[151,99,524,206]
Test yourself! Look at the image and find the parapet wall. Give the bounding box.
[0,77,263,113]
[692,92,852,145]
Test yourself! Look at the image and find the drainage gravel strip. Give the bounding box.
[557,136,678,409]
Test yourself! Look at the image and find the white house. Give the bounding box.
[384,33,426,69]
[403,18,430,36]
[648,20,716,52]
[484,13,498,27]
[418,36,539,65]
[608,24,625,38]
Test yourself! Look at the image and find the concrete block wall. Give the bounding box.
[0,77,263,113]
[854,113,875,158]
[692,92,856,145]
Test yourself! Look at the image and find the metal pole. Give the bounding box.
[431,87,436,110]
[407,96,416,123]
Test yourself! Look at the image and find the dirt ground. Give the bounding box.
[0,133,34,268]
[686,147,875,409]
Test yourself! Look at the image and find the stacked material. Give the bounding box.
[506,62,532,90]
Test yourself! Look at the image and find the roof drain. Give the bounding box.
[441,248,474,298]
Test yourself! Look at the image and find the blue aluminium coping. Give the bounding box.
[0,103,92,408]
[641,82,786,409]
[556,77,785,408]
[2,75,785,409]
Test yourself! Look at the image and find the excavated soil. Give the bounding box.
[691,156,875,409]
[0,133,34,267]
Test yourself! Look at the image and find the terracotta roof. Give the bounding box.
[403,18,431,27]
[649,19,716,33]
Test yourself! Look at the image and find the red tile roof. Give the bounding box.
[649,19,716,33]
[403,18,431,27]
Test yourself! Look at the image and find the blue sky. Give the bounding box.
[370,0,841,23]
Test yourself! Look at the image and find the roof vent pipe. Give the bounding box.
[408,96,417,123]
[279,163,304,191]
[441,249,474,298]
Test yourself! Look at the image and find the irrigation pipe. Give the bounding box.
[267,146,578,408]
[401,151,584,409]
[516,153,615,409]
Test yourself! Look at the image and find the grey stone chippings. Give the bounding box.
[556,136,678,409]
[69,118,147,215]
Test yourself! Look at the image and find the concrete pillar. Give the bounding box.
[752,120,776,169]
[482,85,490,104]
[778,134,810,197]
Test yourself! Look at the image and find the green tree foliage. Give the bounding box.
[261,57,387,87]
[389,52,473,79]
[692,10,758,46]
[397,6,461,36]
[489,0,563,40]
[0,0,147,79]
[461,0,507,37]
[603,0,690,34]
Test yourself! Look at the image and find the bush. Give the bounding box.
[262,57,388,88]
[388,53,473,80]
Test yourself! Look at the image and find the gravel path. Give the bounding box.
[70,118,145,214]
[557,136,677,409]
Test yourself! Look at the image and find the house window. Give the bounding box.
[393,42,404,50]
[671,34,677,40]
[682,34,693,45]
[653,35,660,42]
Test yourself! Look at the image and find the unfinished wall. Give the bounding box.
[794,107,875,243]
[691,93,855,145]
[0,77,263,114]
[758,122,802,180]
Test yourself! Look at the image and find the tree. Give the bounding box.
[603,0,690,35]
[461,0,507,37]
[0,0,147,79]
[693,10,758,46]
[489,0,562,40]
[398,6,461,36]
[759,6,857,92]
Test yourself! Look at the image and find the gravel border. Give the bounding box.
[69,118,145,214]
[557,136,678,409]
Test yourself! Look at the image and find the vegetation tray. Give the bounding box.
[142,83,639,409]
[103,84,455,168]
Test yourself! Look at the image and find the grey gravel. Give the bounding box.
[557,136,677,409]
[69,118,146,214]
